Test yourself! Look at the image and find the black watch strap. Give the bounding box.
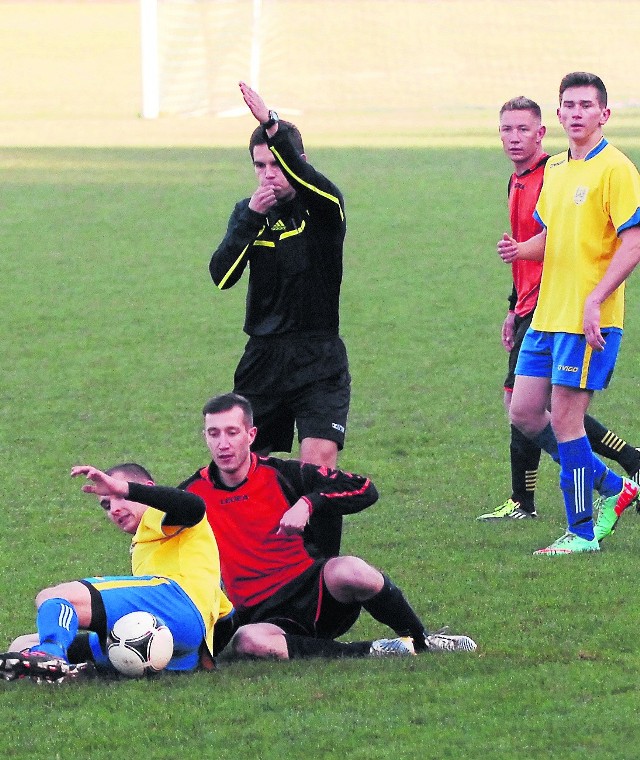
[263,110,279,130]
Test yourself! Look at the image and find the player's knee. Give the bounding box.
[300,438,338,468]
[34,586,63,609]
[230,625,287,659]
[325,555,382,598]
[509,404,537,436]
[35,582,85,611]
[230,625,271,658]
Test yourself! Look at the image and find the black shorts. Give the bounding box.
[504,310,534,391]
[234,333,351,452]
[236,560,361,639]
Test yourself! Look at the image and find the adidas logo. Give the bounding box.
[271,219,286,232]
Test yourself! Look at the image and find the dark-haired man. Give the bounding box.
[209,83,350,558]
[1,463,231,682]
[181,393,477,660]
[498,73,640,554]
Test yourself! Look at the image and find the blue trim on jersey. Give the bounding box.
[83,575,205,672]
[532,209,545,228]
[618,210,640,235]
[584,137,607,161]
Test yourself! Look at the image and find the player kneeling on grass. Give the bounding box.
[0,463,233,683]
[182,393,477,660]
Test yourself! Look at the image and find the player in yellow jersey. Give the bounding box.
[498,72,640,555]
[0,463,233,682]
[478,96,640,522]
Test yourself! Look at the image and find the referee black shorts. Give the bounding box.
[234,333,351,453]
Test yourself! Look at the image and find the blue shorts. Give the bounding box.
[82,575,206,672]
[515,328,622,391]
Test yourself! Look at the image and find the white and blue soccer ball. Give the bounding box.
[107,611,174,678]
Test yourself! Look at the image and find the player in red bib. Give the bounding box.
[181,393,477,659]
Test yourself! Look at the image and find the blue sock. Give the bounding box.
[531,423,560,464]
[87,631,110,670]
[592,457,623,497]
[533,424,623,497]
[558,437,595,540]
[31,598,79,661]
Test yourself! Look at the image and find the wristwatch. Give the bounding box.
[263,110,279,129]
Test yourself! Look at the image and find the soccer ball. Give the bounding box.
[107,611,174,678]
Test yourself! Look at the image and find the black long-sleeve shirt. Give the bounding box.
[209,126,347,337]
[127,481,205,527]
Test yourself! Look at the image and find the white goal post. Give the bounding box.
[139,1,640,125]
[140,0,265,119]
[140,0,160,119]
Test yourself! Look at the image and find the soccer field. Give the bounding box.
[3,143,640,759]
[2,2,640,758]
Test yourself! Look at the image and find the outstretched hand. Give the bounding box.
[70,465,129,498]
[239,81,269,124]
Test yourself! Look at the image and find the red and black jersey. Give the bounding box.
[180,454,377,610]
[507,154,548,317]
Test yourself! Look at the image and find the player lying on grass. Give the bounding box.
[0,463,233,683]
[181,393,477,659]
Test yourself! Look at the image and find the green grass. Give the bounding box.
[2,145,640,759]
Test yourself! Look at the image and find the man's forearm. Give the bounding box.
[127,482,205,527]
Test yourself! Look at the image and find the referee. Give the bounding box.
[209,82,351,558]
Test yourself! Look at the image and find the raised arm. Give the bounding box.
[71,465,205,527]
[239,80,278,138]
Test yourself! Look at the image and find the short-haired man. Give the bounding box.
[1,463,231,682]
[209,82,351,558]
[180,393,477,659]
[478,95,640,521]
[498,73,640,554]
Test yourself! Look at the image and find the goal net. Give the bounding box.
[141,0,640,130]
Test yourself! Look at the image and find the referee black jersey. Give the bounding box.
[209,125,347,337]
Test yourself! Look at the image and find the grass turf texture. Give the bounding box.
[2,145,640,759]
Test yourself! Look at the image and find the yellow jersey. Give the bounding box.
[532,139,640,333]
[132,508,229,656]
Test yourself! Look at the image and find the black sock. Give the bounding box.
[510,425,541,511]
[285,635,371,659]
[67,631,94,664]
[361,575,427,650]
[584,415,640,475]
